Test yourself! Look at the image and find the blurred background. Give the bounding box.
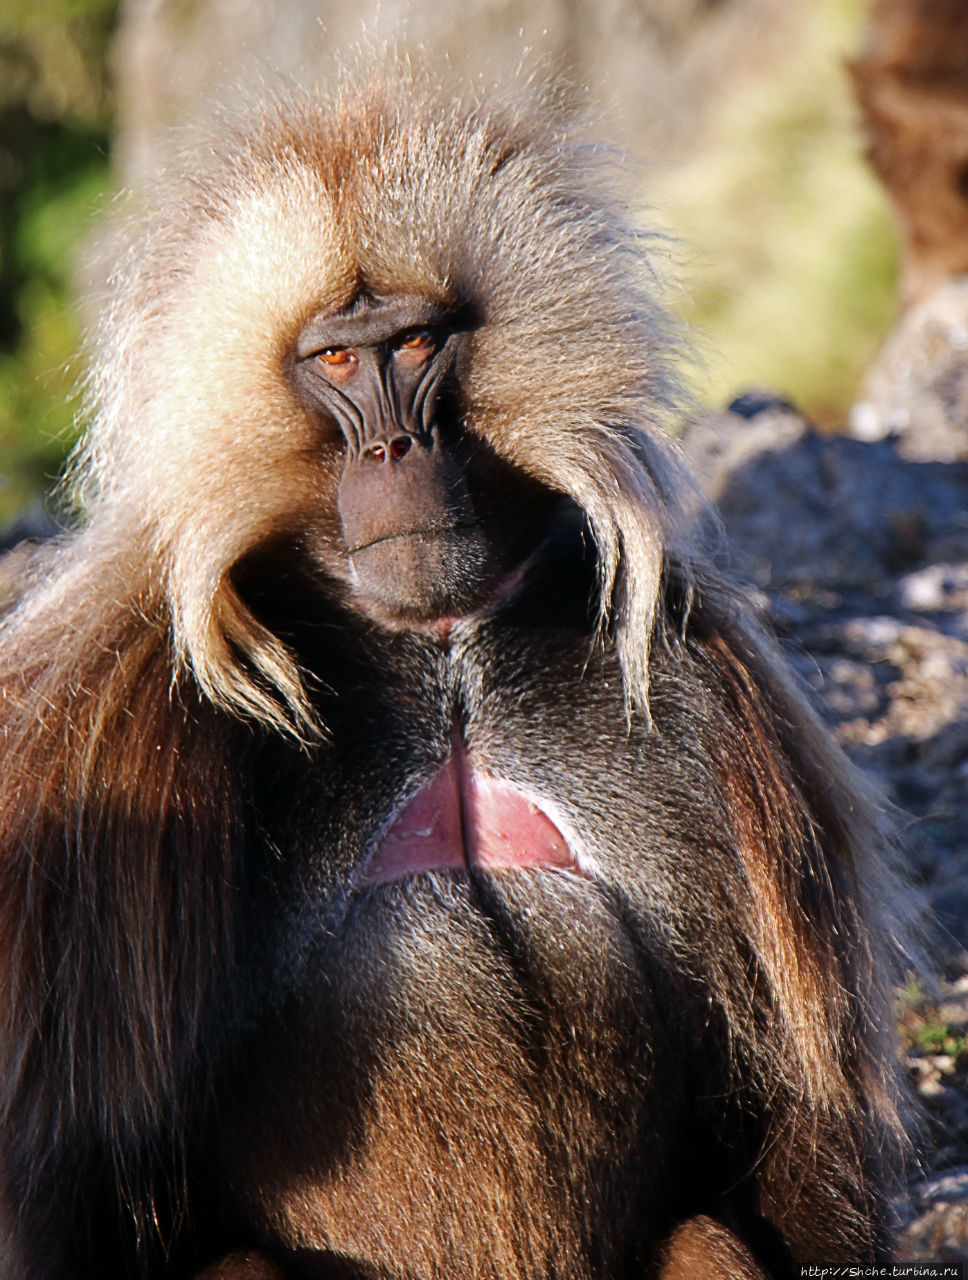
[0,0,899,526]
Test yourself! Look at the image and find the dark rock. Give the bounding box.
[681,406,968,591]
[685,393,968,1259]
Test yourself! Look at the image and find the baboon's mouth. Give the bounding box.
[347,520,480,556]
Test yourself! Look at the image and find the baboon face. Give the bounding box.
[291,293,562,628]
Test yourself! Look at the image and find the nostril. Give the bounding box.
[391,436,413,460]
[365,444,387,463]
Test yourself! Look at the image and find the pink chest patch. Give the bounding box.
[358,747,578,886]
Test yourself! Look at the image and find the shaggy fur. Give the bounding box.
[73,71,687,736]
[0,62,907,1280]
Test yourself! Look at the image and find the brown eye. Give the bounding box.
[313,347,358,382]
[395,329,436,358]
[316,348,354,367]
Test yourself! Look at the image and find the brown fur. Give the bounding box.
[0,59,908,1279]
[658,1215,769,1280]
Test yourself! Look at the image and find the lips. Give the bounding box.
[357,744,580,886]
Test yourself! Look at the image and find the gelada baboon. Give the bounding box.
[0,64,906,1280]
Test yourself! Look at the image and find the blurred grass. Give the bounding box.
[659,0,900,427]
[0,0,116,527]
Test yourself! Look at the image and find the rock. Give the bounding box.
[850,277,968,462]
[898,1166,968,1264]
[684,393,968,1260]
[680,400,968,591]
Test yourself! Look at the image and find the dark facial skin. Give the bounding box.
[293,297,503,626]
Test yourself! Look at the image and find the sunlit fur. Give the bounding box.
[64,70,689,737]
[0,61,909,1276]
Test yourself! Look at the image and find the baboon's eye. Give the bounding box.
[316,348,355,367]
[313,348,359,382]
[394,329,436,358]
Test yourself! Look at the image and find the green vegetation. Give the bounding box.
[913,1022,968,1060]
[898,978,968,1061]
[0,0,117,526]
[661,0,900,427]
